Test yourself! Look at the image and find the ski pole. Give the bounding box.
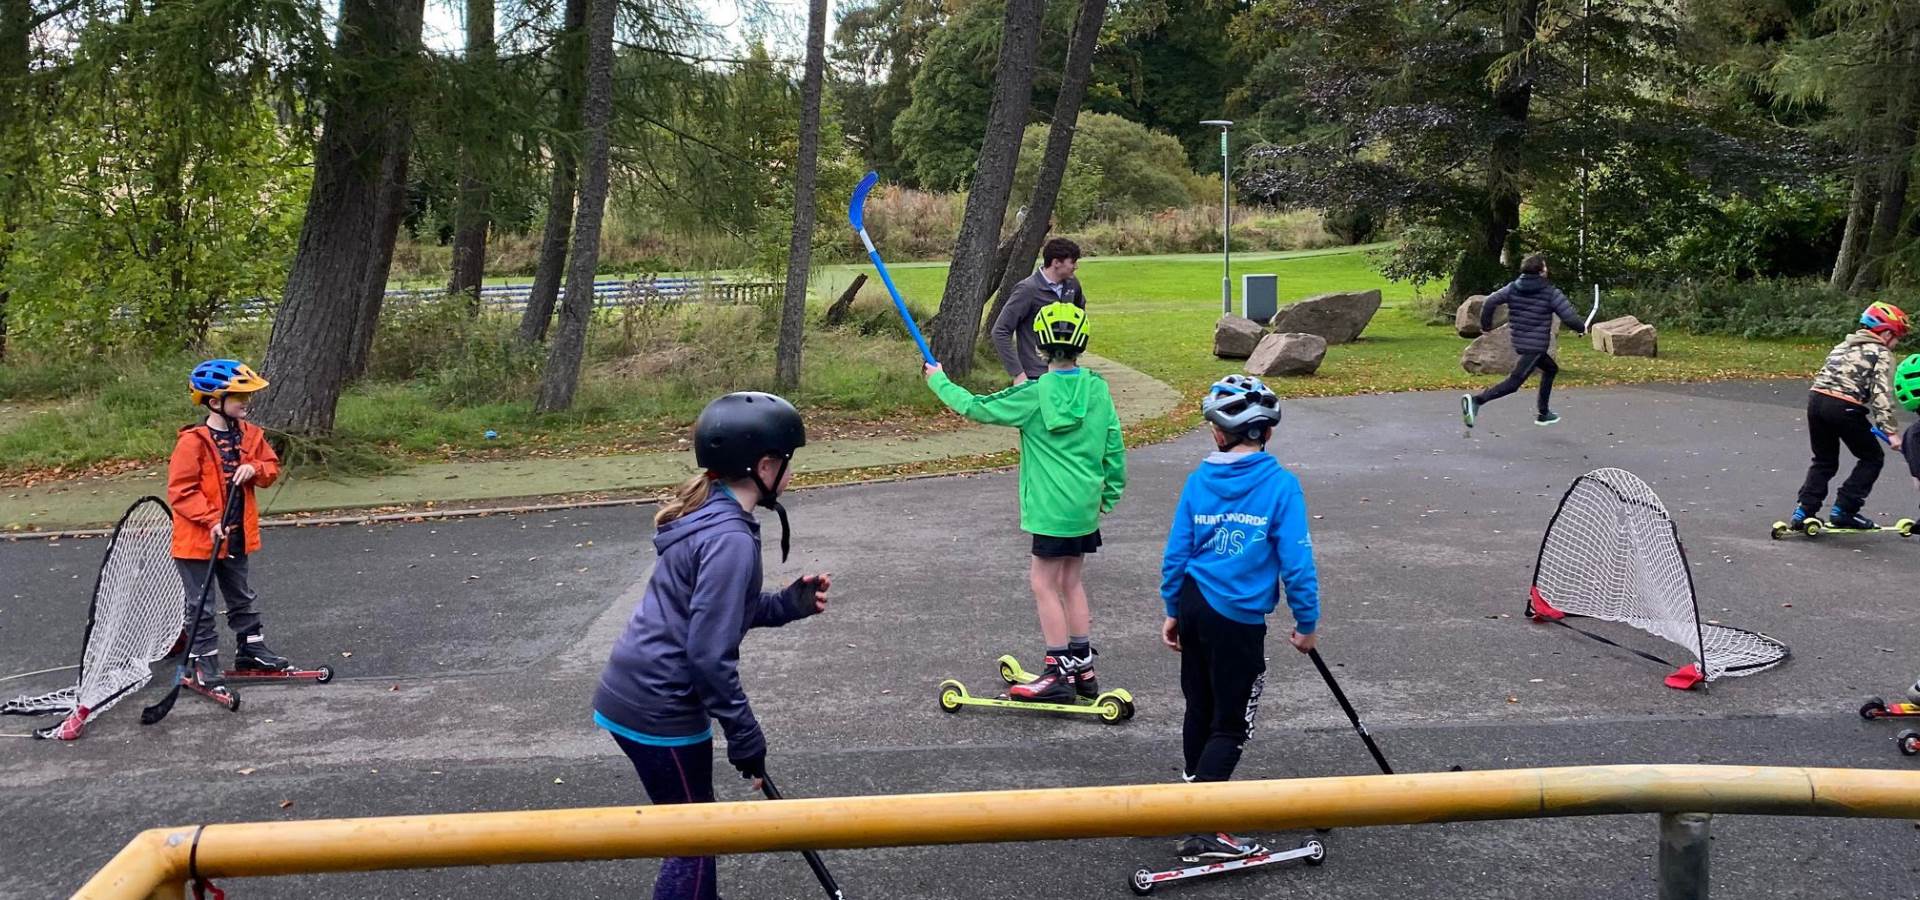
[1307,648,1393,775]
[848,170,936,366]
[761,774,847,900]
[1872,426,1891,446]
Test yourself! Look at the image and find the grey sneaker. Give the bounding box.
[1460,394,1477,428]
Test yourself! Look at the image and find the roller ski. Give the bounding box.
[223,635,333,684]
[1127,836,1324,895]
[1771,505,1914,539]
[1858,694,1920,722]
[182,654,240,711]
[938,654,1134,724]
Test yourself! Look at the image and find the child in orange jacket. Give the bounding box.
[167,359,284,694]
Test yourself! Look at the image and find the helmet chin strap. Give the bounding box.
[748,456,795,562]
[205,396,234,430]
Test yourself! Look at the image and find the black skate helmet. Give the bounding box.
[1203,374,1282,445]
[694,392,807,560]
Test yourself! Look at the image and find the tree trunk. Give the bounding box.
[447,0,495,311]
[253,0,425,435]
[774,0,830,389]
[1850,52,1919,295]
[534,0,615,413]
[925,0,1045,374]
[1448,0,1539,304]
[979,0,1108,342]
[1830,166,1877,290]
[348,112,418,379]
[518,0,585,345]
[0,0,31,361]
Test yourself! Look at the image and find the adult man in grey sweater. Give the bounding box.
[992,237,1089,383]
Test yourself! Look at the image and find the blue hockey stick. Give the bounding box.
[848,171,936,366]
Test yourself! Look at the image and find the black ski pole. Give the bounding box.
[760,774,847,900]
[142,484,241,725]
[1307,648,1393,775]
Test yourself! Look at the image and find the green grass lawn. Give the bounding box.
[827,247,1824,400]
[2,247,1824,480]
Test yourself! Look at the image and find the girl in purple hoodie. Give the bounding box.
[593,392,830,900]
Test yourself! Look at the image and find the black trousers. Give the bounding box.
[1474,352,1559,414]
[1178,580,1266,783]
[1797,392,1884,516]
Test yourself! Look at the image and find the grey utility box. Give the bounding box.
[1242,274,1279,324]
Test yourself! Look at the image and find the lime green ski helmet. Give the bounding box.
[1895,353,1920,412]
[1032,301,1090,353]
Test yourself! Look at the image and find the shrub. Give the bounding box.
[1011,114,1207,229]
[1605,278,1917,339]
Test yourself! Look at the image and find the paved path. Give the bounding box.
[4,382,1919,898]
[0,354,1179,532]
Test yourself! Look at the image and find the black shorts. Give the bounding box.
[1032,530,1102,558]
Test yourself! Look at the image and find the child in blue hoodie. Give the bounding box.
[593,392,830,900]
[1158,375,1321,861]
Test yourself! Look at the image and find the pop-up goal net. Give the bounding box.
[1526,468,1788,690]
[3,497,183,739]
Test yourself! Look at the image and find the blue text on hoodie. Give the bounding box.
[1159,451,1319,632]
[593,490,815,764]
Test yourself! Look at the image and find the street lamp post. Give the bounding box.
[1201,120,1233,315]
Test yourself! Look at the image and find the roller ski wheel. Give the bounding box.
[1898,518,1916,537]
[934,678,1134,724]
[224,665,335,684]
[1129,839,1324,895]
[1859,696,1920,720]
[1803,519,1823,538]
[1898,730,1920,756]
[996,654,1033,685]
[1769,521,1789,540]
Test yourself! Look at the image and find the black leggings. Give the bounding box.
[1797,392,1884,515]
[613,735,717,900]
[1177,580,1267,783]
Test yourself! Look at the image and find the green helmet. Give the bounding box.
[1032,301,1090,353]
[1895,353,1920,412]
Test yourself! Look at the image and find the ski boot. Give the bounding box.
[1007,655,1078,705]
[227,633,335,684]
[235,634,292,673]
[1830,506,1878,531]
[1175,833,1264,862]
[1070,646,1100,700]
[1908,677,1920,705]
[184,653,240,710]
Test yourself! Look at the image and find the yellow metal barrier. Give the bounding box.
[76,764,1920,899]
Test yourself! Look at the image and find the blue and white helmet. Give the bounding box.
[1203,374,1281,441]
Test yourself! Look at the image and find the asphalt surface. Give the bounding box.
[4,381,1919,899]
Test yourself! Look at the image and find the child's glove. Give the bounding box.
[732,749,767,781]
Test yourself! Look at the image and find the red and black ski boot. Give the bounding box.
[1007,655,1078,705]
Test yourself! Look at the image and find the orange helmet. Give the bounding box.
[1861,301,1910,340]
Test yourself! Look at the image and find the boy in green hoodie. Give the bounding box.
[924,302,1127,703]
